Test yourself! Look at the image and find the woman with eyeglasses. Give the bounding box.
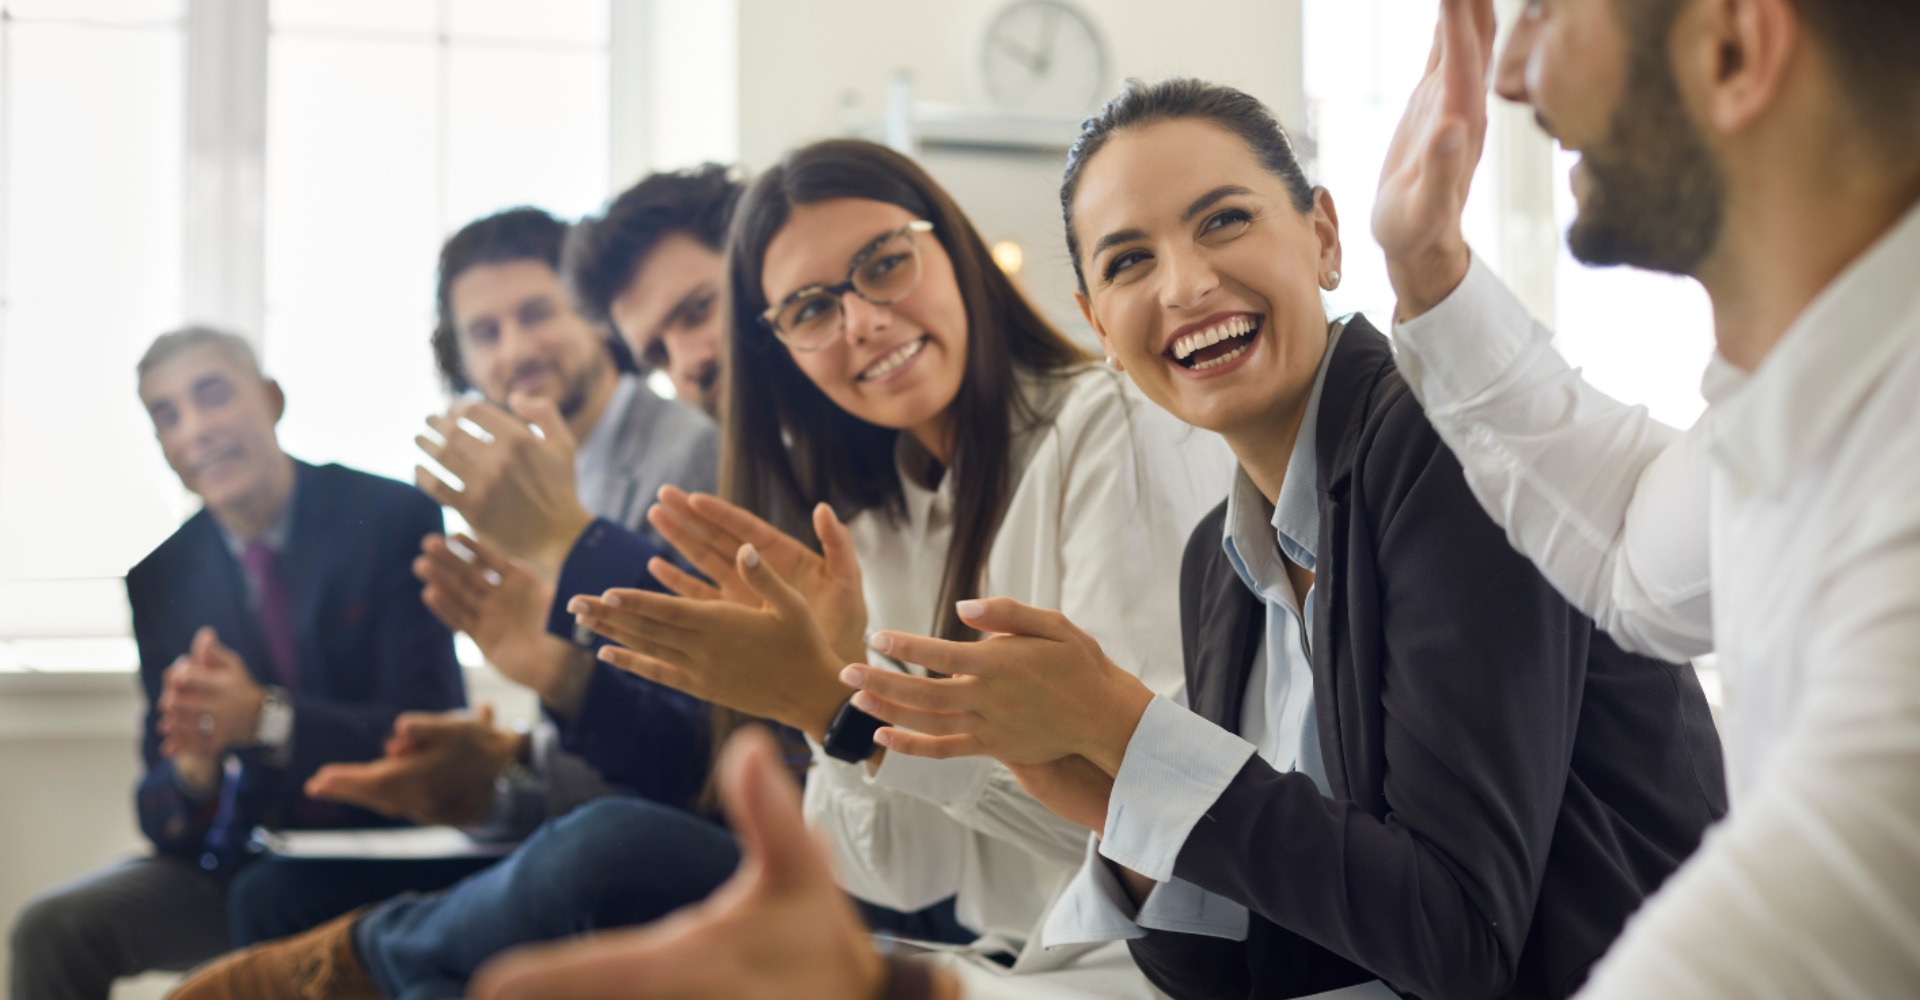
[566,137,1230,994]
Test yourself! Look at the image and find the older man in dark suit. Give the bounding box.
[7,327,468,1000]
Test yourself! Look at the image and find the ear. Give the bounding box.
[1311,187,1344,288]
[264,378,287,424]
[1075,290,1121,368]
[1692,0,1800,136]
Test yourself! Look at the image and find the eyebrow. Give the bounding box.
[655,283,716,335]
[1182,185,1254,222]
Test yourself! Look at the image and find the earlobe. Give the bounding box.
[266,380,286,423]
[1075,292,1125,373]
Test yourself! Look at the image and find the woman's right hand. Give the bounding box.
[647,488,869,666]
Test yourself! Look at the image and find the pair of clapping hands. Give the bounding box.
[155,626,267,793]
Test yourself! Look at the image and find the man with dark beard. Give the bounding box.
[1373,0,1920,995]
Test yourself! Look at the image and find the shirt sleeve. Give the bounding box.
[547,518,670,648]
[1575,484,1920,998]
[1044,831,1251,948]
[1098,695,1256,881]
[1390,255,1713,661]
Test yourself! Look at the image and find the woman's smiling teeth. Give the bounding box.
[857,335,929,383]
[1169,315,1260,370]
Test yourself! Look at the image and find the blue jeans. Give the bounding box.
[352,798,741,1000]
[226,856,497,947]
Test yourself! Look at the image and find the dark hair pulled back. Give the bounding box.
[1060,78,1316,293]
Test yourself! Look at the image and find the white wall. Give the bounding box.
[735,0,1304,335]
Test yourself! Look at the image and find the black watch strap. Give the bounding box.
[823,697,885,763]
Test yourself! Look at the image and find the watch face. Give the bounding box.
[979,0,1108,116]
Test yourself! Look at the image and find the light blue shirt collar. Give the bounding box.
[1221,319,1345,593]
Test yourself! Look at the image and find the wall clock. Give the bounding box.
[975,0,1110,117]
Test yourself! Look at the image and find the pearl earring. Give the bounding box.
[1325,270,1341,290]
[1105,356,1121,370]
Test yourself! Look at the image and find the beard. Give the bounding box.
[555,354,608,421]
[1566,19,1727,276]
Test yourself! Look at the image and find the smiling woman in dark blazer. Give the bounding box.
[843,78,1729,1000]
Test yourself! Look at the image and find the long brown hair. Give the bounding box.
[721,139,1091,641]
[704,141,1090,795]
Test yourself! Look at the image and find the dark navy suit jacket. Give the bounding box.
[129,460,465,874]
[541,519,715,812]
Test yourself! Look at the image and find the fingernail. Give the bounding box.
[596,646,616,663]
[873,728,895,750]
[567,597,589,615]
[839,665,865,687]
[741,544,761,569]
[956,599,985,620]
[602,592,622,608]
[868,632,894,654]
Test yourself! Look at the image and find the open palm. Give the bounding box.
[647,488,869,665]
[1373,0,1497,313]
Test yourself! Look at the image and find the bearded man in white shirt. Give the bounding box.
[1373,0,1920,995]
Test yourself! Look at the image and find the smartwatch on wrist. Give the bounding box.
[822,697,885,763]
[253,686,295,766]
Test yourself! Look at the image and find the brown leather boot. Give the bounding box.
[169,908,382,1000]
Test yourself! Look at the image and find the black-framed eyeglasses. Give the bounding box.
[760,220,935,352]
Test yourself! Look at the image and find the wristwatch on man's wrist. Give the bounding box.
[254,686,295,765]
[822,697,885,763]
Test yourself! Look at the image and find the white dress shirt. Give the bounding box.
[1390,202,1920,998]
[803,366,1232,993]
[1045,321,1343,949]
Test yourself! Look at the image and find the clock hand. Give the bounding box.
[992,30,1045,74]
[1035,3,1061,74]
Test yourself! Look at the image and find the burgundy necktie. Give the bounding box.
[240,542,300,692]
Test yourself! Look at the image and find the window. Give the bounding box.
[0,0,634,671]
[264,0,611,486]
[0,0,188,669]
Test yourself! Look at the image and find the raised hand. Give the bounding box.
[306,704,523,827]
[568,543,851,742]
[1372,0,1498,319]
[157,626,265,762]
[414,533,594,716]
[842,598,1155,775]
[414,393,595,578]
[647,489,869,665]
[468,727,948,1000]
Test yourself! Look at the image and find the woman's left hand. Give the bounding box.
[569,543,851,741]
[842,598,1155,775]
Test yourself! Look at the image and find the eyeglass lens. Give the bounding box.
[775,230,922,349]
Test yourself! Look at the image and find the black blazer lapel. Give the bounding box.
[1183,510,1267,735]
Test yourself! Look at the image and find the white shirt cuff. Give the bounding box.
[1390,252,1544,409]
[1043,832,1149,948]
[1100,695,1256,882]
[1045,832,1251,948]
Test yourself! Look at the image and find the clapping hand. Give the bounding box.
[414,394,595,578]
[647,489,869,666]
[306,704,523,828]
[414,532,595,716]
[841,598,1155,776]
[568,543,852,742]
[1372,0,1497,320]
